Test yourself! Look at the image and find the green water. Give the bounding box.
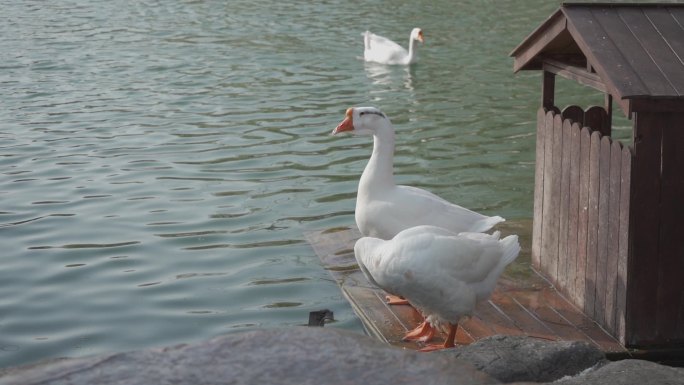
[0,0,633,369]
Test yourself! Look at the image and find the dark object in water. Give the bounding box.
[308,309,334,327]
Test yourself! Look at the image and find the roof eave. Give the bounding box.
[510,10,566,73]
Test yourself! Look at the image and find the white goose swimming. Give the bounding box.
[354,225,520,351]
[331,107,504,241]
[363,28,424,65]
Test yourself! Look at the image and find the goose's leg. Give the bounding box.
[419,323,457,352]
[402,321,435,342]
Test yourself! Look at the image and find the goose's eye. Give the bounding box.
[359,111,384,118]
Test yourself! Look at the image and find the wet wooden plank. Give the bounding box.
[595,135,612,327]
[531,107,548,268]
[605,140,623,335]
[306,225,629,354]
[342,285,419,349]
[512,287,590,343]
[574,127,592,309]
[540,111,558,275]
[489,291,559,341]
[537,284,625,354]
[585,130,602,318]
[566,123,582,304]
[557,118,573,292]
[306,226,359,270]
[460,314,497,341]
[616,146,632,345]
[541,113,564,282]
[472,299,526,337]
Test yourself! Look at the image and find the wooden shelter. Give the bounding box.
[511,3,684,348]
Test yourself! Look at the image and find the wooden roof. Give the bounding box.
[511,3,684,114]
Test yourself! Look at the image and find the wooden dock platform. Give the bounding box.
[305,222,630,356]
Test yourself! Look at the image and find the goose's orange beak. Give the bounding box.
[331,108,354,135]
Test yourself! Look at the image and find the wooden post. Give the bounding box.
[542,71,556,110]
[604,93,613,136]
[626,112,660,346]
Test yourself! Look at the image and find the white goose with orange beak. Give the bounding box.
[354,225,520,351]
[363,28,424,65]
[332,106,504,241]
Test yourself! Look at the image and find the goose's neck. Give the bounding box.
[407,38,418,63]
[360,124,395,193]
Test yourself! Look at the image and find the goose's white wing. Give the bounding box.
[363,31,409,65]
[354,226,520,325]
[357,184,504,239]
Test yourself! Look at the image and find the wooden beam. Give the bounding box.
[542,59,606,93]
[543,57,631,118]
[629,98,684,113]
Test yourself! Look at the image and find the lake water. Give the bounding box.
[0,0,633,368]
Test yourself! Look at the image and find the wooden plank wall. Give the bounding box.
[627,111,684,347]
[531,106,632,341]
[656,113,684,346]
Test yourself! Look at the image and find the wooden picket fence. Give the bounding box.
[531,106,632,340]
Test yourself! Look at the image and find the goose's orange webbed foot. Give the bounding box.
[403,321,435,342]
[418,324,457,352]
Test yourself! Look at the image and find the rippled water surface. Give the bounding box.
[0,0,620,368]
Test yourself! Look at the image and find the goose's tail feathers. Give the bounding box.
[472,215,505,233]
[499,235,521,267]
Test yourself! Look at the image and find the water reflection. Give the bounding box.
[363,62,414,88]
[361,62,424,114]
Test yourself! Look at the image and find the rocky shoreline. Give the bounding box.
[1,327,682,385]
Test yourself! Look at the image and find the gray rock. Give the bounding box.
[0,327,498,385]
[554,359,684,385]
[437,335,606,383]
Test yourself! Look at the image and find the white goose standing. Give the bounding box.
[363,28,424,65]
[354,225,521,351]
[332,106,504,241]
